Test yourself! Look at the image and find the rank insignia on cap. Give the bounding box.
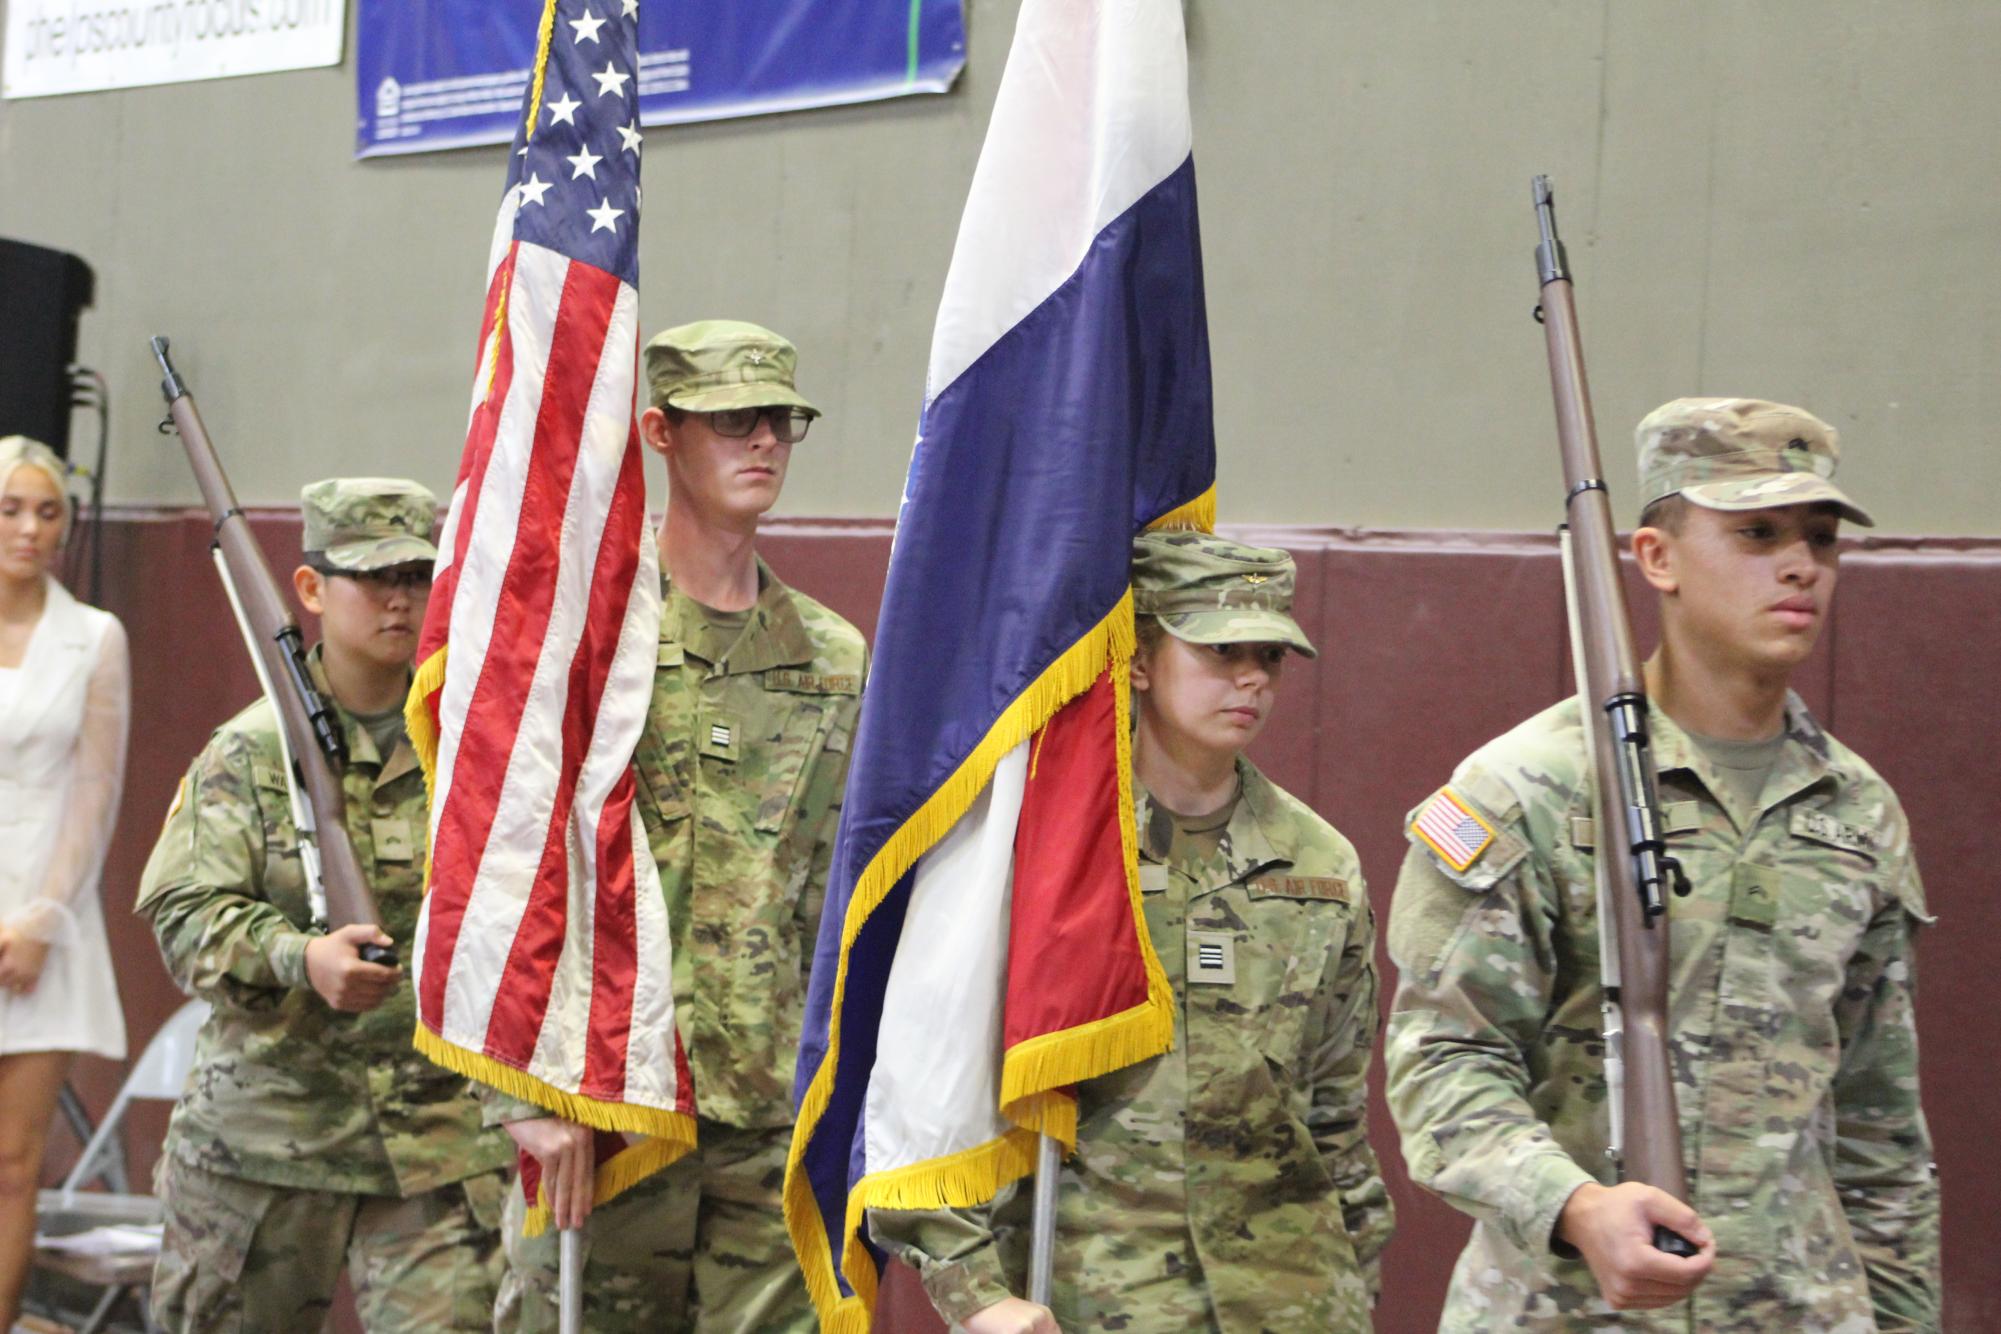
[1411,787,1497,872]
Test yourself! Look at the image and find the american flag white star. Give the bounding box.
[617,121,642,154]
[517,173,552,205]
[545,91,581,125]
[586,198,625,233]
[620,0,637,17]
[568,10,605,43]
[591,61,631,98]
[567,145,604,180]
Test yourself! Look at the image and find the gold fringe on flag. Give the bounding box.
[403,644,447,891]
[1145,483,1216,534]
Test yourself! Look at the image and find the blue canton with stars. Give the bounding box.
[504,0,642,288]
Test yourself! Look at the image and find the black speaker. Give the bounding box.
[0,239,95,460]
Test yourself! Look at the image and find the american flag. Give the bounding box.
[405,0,695,1232]
[1412,788,1495,872]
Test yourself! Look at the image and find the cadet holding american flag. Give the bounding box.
[397,0,700,1328]
[400,5,862,1330]
[485,316,866,1333]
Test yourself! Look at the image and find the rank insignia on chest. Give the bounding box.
[1187,930,1236,985]
[371,818,416,863]
[1728,864,1782,929]
[702,720,738,762]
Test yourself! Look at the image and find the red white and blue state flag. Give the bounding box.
[784,0,1216,1326]
[405,0,695,1233]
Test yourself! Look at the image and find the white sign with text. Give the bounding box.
[3,0,345,99]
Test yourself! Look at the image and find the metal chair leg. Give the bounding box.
[75,1282,123,1334]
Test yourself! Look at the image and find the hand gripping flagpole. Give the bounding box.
[1027,1133,1061,1306]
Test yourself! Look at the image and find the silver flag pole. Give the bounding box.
[559,1227,584,1334]
[1026,1133,1061,1306]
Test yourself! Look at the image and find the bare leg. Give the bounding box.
[0,1049,74,1327]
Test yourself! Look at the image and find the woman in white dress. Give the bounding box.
[0,435,129,1326]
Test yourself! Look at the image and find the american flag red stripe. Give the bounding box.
[406,0,693,1234]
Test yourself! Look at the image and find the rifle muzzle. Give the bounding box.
[150,335,186,402]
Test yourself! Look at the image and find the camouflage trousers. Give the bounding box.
[149,1156,507,1333]
[495,1120,813,1333]
[945,1204,1226,1333]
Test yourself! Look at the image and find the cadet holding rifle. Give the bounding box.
[1381,182,1940,1330]
[137,349,510,1330]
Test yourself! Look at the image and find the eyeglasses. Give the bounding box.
[705,406,814,444]
[315,564,433,593]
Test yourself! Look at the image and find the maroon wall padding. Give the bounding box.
[48,512,1997,1332]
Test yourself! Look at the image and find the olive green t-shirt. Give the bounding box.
[1155,787,1239,867]
[690,599,754,665]
[352,703,407,761]
[1686,726,1787,825]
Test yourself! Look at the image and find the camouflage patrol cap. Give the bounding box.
[643,319,820,417]
[1636,397,1874,527]
[1132,531,1316,658]
[300,477,439,572]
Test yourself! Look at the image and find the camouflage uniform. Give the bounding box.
[493,322,865,1334]
[1384,401,1939,1332]
[872,533,1391,1333]
[136,479,511,1333]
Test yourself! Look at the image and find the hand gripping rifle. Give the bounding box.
[151,336,395,967]
[1529,179,1694,1257]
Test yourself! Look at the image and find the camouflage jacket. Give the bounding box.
[872,761,1392,1333]
[1385,694,1939,1332]
[642,563,863,1127]
[135,649,512,1197]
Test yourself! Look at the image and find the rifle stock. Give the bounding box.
[151,337,394,967]
[1530,180,1694,1256]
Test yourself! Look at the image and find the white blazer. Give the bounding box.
[0,576,128,1060]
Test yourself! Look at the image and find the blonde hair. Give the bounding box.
[0,435,72,533]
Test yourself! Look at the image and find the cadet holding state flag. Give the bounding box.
[871,533,1394,1333]
[784,2,1388,1330]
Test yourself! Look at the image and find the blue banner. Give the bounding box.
[357,0,966,158]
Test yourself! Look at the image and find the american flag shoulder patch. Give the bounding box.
[1411,787,1498,872]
